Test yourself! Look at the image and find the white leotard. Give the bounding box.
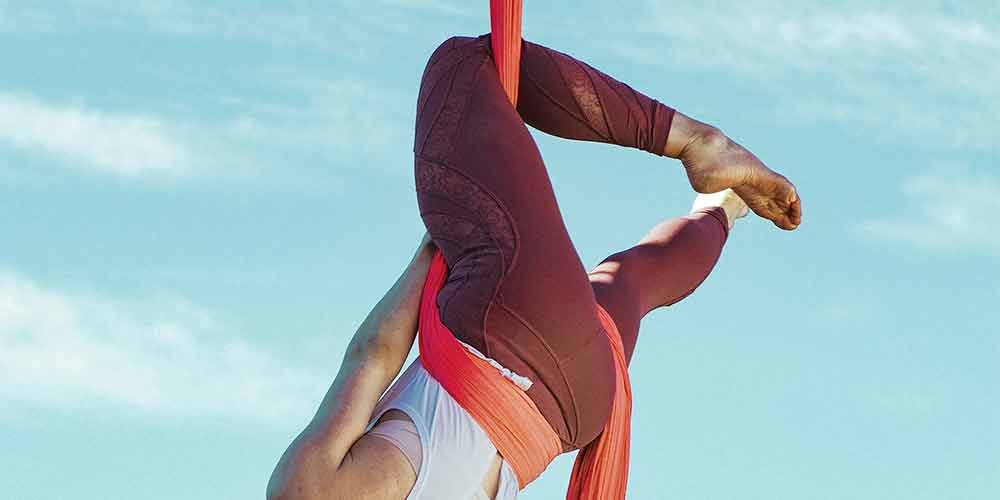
[366,345,527,500]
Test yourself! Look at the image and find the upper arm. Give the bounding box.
[267,357,415,500]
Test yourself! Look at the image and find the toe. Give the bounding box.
[775,216,796,230]
[789,198,802,226]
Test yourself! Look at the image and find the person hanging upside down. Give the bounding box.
[267,33,801,500]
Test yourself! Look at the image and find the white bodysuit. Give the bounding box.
[365,342,531,500]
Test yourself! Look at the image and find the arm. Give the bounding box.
[267,232,436,500]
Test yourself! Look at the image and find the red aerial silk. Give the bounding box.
[490,0,523,105]
[565,302,632,500]
[418,251,561,487]
[418,251,633,498]
[416,2,634,498]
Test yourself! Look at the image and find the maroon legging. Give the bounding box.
[414,35,729,452]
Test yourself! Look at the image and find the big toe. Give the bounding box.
[788,197,802,227]
[776,214,798,230]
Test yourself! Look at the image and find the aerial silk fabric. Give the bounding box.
[418,250,633,498]
[490,0,522,105]
[415,1,634,498]
[418,250,560,487]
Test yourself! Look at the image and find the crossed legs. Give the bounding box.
[414,34,758,450]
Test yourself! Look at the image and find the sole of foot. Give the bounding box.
[682,129,802,230]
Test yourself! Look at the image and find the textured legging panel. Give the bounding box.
[413,34,727,450]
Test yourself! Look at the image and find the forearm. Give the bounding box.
[268,233,436,497]
[309,233,435,443]
[346,234,435,379]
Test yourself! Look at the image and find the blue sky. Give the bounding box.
[2,1,997,498]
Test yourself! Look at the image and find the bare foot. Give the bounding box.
[680,128,802,230]
[691,188,749,230]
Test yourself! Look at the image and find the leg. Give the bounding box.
[516,38,802,230]
[413,36,615,450]
[589,206,731,364]
[413,35,755,450]
[516,38,675,156]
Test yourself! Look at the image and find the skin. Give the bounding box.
[665,111,803,231]
[266,112,800,500]
[266,232,435,500]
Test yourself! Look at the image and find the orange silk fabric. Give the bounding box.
[417,250,561,488]
[490,0,523,105]
[417,249,633,498]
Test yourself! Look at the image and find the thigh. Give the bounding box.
[588,254,643,366]
[413,36,602,358]
[413,36,615,448]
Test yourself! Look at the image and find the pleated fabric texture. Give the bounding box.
[565,303,632,500]
[490,0,523,105]
[418,250,561,488]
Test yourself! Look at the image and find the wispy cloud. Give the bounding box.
[0,79,408,183]
[0,271,329,422]
[0,1,450,184]
[218,75,410,165]
[633,4,996,74]
[0,92,195,179]
[860,170,1000,253]
[590,1,1000,152]
[1,1,477,57]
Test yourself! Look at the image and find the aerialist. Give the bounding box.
[267,18,801,500]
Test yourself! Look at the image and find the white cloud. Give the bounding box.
[1,1,476,56]
[590,1,1000,152]
[0,271,330,422]
[0,92,194,179]
[627,3,998,83]
[219,76,410,163]
[0,80,406,183]
[860,170,1000,253]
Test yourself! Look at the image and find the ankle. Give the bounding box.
[690,189,748,230]
[679,125,728,165]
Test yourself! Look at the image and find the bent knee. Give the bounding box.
[424,35,483,68]
[589,251,634,288]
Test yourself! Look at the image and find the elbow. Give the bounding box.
[265,466,304,500]
[267,471,345,500]
[265,482,294,500]
[266,488,325,500]
[266,443,349,500]
[265,487,291,500]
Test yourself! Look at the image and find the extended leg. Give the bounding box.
[515,38,802,230]
[589,204,733,364]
